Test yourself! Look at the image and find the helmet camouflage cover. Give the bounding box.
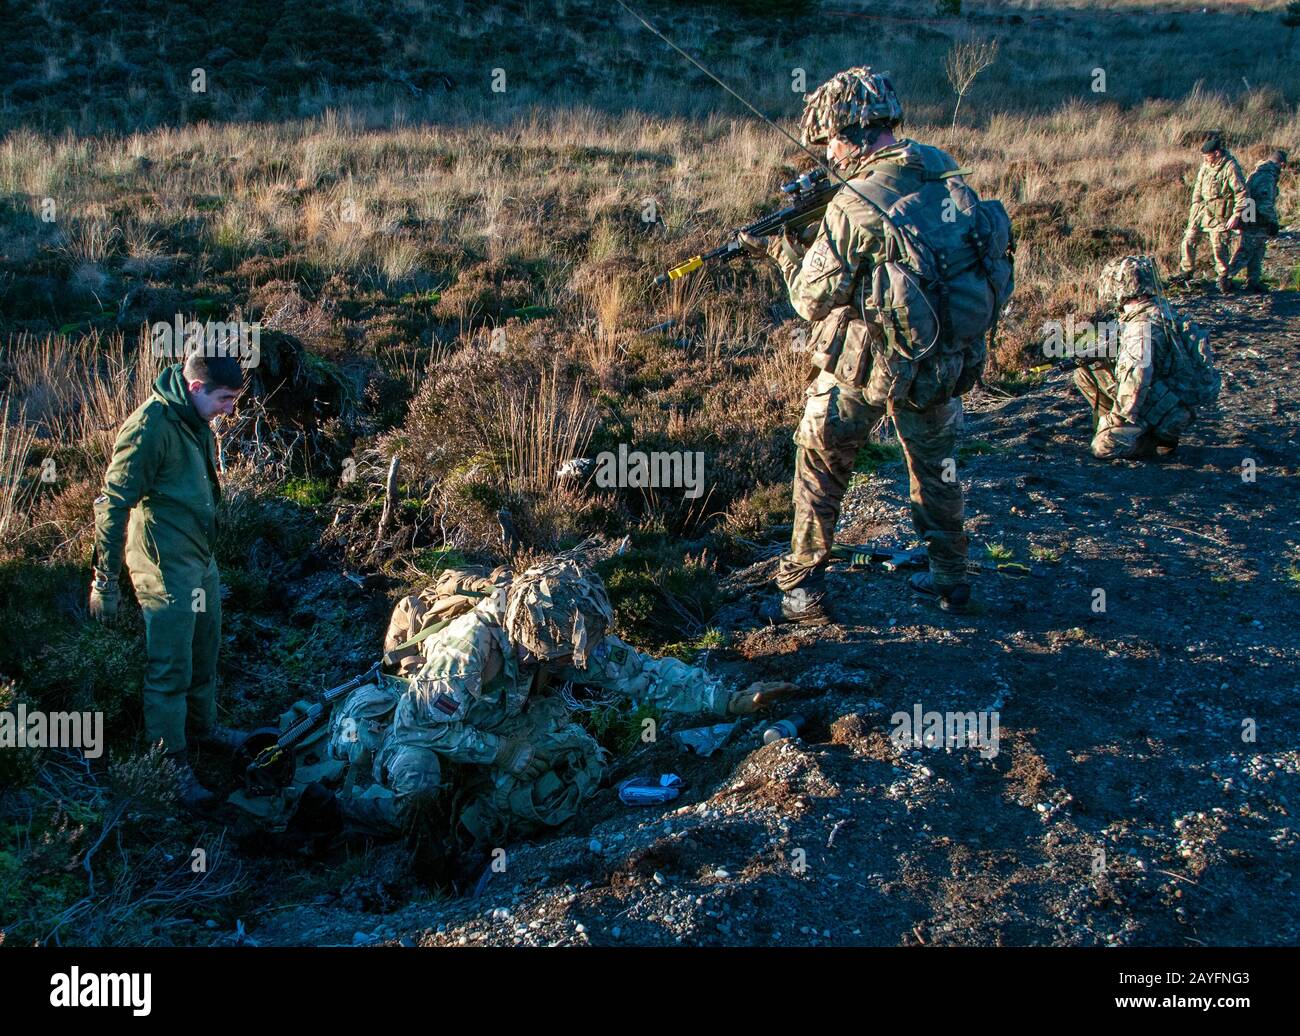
[504,558,614,667]
[1098,255,1161,304]
[799,66,904,146]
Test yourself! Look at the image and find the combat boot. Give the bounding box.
[1245,280,1268,294]
[908,572,971,614]
[166,751,216,810]
[195,724,250,754]
[1167,270,1192,287]
[762,585,832,626]
[1216,275,1238,294]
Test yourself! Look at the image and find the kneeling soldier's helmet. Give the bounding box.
[1098,255,1161,305]
[800,66,904,147]
[505,559,614,667]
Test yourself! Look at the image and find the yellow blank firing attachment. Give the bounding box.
[667,256,703,280]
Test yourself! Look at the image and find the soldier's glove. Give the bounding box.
[493,737,548,781]
[89,570,120,623]
[738,229,808,265]
[737,230,773,258]
[727,681,800,716]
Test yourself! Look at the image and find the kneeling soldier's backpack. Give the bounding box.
[1161,306,1220,411]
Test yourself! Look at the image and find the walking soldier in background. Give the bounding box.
[1228,148,1288,293]
[1172,134,1248,293]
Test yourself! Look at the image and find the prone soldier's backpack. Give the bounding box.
[848,146,1015,409]
[384,565,512,675]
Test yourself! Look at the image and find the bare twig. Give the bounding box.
[946,38,999,128]
[374,454,401,555]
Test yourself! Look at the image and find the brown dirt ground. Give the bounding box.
[238,236,1300,948]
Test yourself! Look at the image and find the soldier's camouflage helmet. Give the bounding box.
[799,66,903,147]
[1098,255,1161,304]
[504,558,614,667]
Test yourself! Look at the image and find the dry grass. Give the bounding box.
[2,330,162,462]
[478,360,598,498]
[0,0,1297,551]
[0,395,37,548]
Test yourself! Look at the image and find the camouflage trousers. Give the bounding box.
[1227,228,1269,283]
[1180,225,1238,277]
[327,687,607,847]
[1072,366,1190,459]
[776,368,969,592]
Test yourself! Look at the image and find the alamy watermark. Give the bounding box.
[890,702,1000,759]
[0,705,104,759]
[150,314,261,367]
[50,967,150,1015]
[592,443,705,500]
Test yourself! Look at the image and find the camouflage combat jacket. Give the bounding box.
[1104,297,1189,433]
[767,138,963,325]
[388,587,733,764]
[1188,152,1248,230]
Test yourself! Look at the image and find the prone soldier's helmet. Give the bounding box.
[504,558,614,667]
[799,66,903,147]
[1098,255,1161,305]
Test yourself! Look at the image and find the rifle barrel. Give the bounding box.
[653,177,838,287]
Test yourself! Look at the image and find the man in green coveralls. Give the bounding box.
[90,351,246,808]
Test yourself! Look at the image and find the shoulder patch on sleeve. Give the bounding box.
[431,692,460,717]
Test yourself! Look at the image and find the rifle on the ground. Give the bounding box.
[829,543,929,571]
[239,661,383,791]
[654,167,838,287]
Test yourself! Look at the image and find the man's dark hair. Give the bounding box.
[1201,133,1224,154]
[841,123,893,148]
[182,350,245,391]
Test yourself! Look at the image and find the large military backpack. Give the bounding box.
[848,153,1015,409]
[383,565,512,675]
[1160,305,1220,411]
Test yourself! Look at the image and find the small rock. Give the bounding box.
[575,923,586,934]
[653,871,668,886]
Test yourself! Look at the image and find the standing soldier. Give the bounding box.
[1172,134,1248,294]
[1228,148,1288,293]
[739,67,1012,620]
[89,351,246,808]
[1074,256,1219,460]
